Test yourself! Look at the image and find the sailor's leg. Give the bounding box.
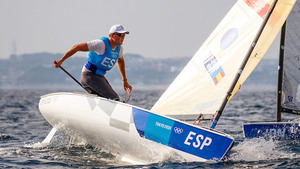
[81,71,119,100]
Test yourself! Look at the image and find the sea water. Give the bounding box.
[0,87,300,168]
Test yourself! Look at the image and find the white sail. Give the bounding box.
[242,0,299,140]
[151,0,275,116]
[229,0,297,102]
[281,0,300,112]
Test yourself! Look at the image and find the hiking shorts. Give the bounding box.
[80,70,119,100]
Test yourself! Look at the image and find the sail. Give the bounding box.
[229,0,297,102]
[281,0,300,112]
[151,0,276,116]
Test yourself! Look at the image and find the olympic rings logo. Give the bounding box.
[174,127,183,134]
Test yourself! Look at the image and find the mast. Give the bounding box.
[210,0,278,129]
[276,22,286,122]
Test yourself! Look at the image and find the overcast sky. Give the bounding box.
[0,0,279,60]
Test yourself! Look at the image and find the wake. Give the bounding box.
[228,138,300,162]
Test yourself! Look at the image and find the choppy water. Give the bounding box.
[1,88,300,168]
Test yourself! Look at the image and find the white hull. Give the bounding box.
[39,92,233,163]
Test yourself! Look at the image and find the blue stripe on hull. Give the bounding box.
[243,122,300,140]
[132,107,233,161]
[145,113,174,145]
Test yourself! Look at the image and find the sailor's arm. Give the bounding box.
[117,55,132,92]
[54,42,89,68]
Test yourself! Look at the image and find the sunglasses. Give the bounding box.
[114,33,126,38]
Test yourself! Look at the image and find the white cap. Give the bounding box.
[109,24,129,34]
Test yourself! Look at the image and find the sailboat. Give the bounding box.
[243,0,300,140]
[38,0,294,163]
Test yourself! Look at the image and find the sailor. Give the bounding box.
[54,24,132,101]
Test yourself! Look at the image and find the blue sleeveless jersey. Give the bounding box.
[85,37,120,76]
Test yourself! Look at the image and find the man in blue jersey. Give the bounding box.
[54,24,132,101]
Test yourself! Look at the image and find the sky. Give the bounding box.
[0,0,279,60]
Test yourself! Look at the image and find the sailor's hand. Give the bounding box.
[53,59,63,68]
[123,80,132,103]
[123,80,132,93]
